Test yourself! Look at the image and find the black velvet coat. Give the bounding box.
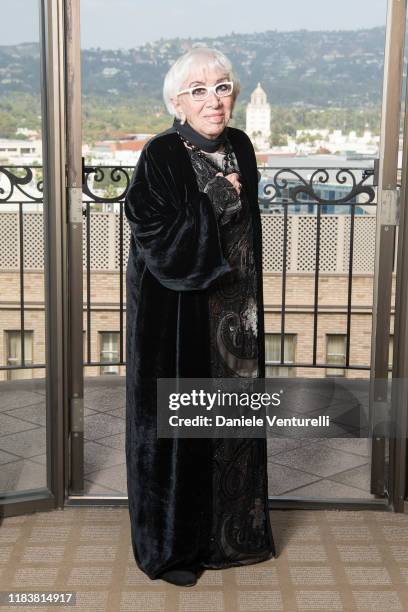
[124,125,274,580]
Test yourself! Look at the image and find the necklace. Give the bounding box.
[175,130,237,177]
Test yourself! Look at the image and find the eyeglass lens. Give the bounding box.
[191,83,233,100]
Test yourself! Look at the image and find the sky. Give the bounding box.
[2,0,388,49]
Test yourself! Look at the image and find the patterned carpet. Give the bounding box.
[1,507,408,611]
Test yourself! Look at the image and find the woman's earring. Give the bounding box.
[180,113,186,125]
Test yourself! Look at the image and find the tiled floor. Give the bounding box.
[0,377,375,500]
[1,507,408,611]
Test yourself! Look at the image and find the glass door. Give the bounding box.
[0,0,67,516]
[65,0,404,510]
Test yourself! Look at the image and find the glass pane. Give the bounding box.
[76,0,389,507]
[0,0,47,497]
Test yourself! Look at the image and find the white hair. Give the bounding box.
[163,46,241,118]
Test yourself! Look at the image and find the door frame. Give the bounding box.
[369,0,407,507]
[389,48,408,513]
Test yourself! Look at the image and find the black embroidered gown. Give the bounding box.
[183,145,275,569]
[125,127,275,581]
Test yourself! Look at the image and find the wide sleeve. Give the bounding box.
[124,144,232,291]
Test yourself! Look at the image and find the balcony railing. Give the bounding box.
[0,163,383,373]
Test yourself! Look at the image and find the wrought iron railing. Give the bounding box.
[258,164,377,372]
[258,165,376,207]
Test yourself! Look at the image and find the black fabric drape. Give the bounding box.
[124,128,231,291]
[125,126,272,579]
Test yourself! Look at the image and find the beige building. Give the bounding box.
[245,83,271,151]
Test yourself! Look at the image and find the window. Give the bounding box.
[83,330,88,363]
[265,334,296,377]
[99,332,119,375]
[388,334,393,379]
[326,334,346,377]
[6,331,33,380]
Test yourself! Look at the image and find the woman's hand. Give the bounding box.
[216,172,241,195]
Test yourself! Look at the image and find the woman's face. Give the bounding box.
[172,67,235,140]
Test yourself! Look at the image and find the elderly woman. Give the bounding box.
[125,47,275,587]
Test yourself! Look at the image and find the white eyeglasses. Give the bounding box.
[177,81,234,101]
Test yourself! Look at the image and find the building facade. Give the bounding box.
[0,210,394,382]
[245,82,271,151]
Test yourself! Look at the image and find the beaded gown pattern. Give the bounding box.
[184,145,275,568]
